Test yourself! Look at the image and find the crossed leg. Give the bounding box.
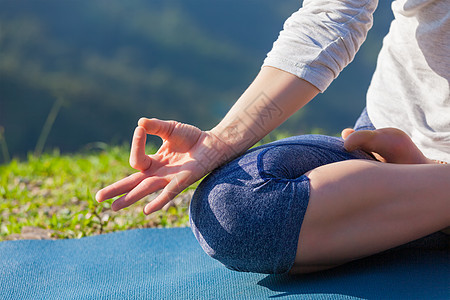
[290,128,450,274]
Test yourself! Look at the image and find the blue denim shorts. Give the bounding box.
[189,109,376,274]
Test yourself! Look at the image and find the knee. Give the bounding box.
[189,154,309,274]
[189,165,275,273]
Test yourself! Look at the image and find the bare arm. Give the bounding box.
[208,66,319,162]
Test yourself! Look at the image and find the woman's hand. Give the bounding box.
[95,118,230,215]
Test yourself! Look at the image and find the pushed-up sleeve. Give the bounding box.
[263,0,378,92]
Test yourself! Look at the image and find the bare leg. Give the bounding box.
[290,160,450,274]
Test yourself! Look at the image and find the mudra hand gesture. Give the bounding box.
[95,117,227,215]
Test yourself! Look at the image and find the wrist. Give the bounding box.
[189,130,239,177]
[209,122,261,156]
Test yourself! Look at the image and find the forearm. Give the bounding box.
[209,66,319,161]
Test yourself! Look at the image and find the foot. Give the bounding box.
[341,127,434,164]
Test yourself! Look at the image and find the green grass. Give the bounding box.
[0,144,195,241]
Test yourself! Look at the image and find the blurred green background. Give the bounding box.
[0,0,393,163]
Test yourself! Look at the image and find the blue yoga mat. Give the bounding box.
[0,227,448,299]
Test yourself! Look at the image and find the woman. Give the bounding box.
[96,0,449,274]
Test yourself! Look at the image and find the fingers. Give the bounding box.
[138,117,176,140]
[111,177,167,211]
[95,172,147,202]
[130,126,152,171]
[97,169,195,214]
[143,171,192,215]
[341,128,355,140]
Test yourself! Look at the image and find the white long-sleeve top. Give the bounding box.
[263,0,450,162]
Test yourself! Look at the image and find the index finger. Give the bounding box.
[138,118,176,140]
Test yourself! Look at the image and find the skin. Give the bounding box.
[96,66,449,273]
[341,127,433,164]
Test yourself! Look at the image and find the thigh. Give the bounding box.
[189,134,375,274]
